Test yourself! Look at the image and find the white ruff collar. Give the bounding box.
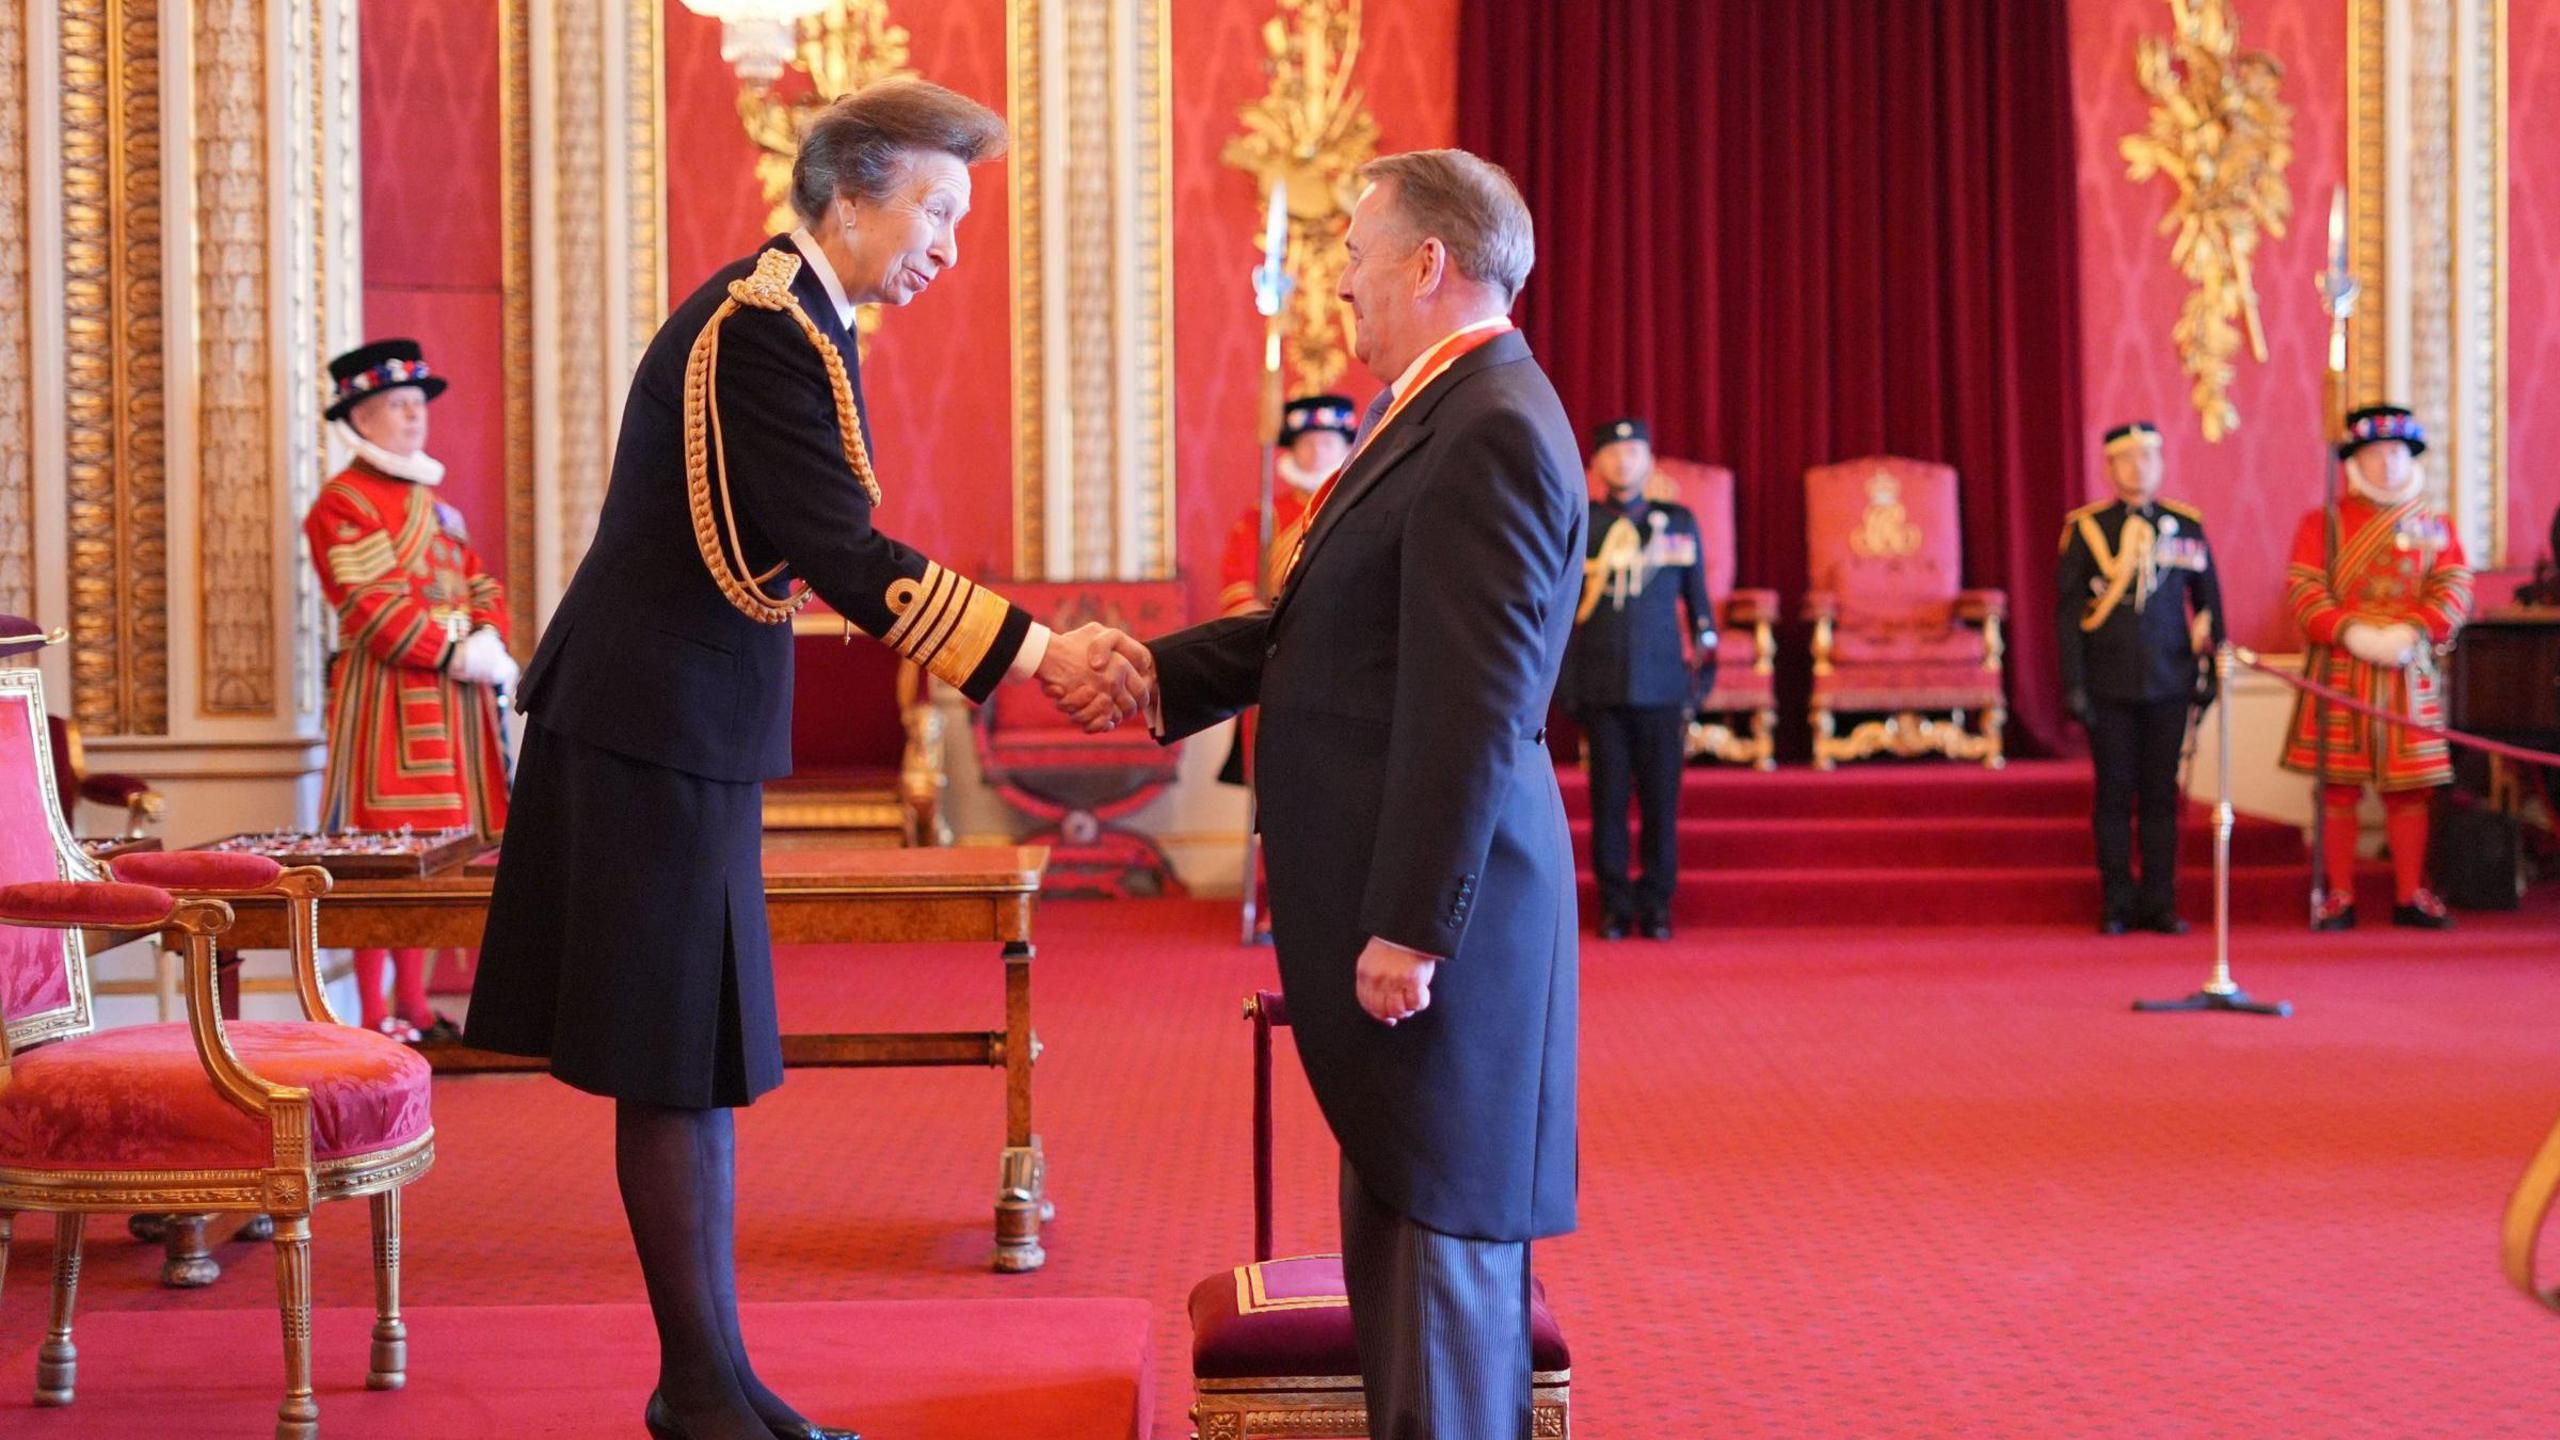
[1276,454,1328,494]
[336,422,445,486]
[2349,468,2423,506]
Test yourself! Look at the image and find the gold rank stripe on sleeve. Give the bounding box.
[881,562,1015,692]
[326,533,398,587]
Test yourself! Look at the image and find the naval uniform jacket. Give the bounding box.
[2053,497,2225,706]
[517,235,1033,779]
[472,237,1032,1108]
[1147,329,1583,1244]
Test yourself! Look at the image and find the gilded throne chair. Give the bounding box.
[0,651,433,1440]
[1801,456,2006,769]
[1642,458,1780,769]
[974,580,1188,897]
[46,716,164,842]
[763,610,948,847]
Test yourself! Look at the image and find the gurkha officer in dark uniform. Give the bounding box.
[1559,417,1716,940]
[2057,420,2225,935]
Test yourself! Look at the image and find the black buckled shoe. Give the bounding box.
[2311,896,2357,931]
[2392,888,2455,930]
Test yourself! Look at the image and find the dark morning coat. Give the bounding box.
[467,235,1031,1108]
[1150,329,1583,1243]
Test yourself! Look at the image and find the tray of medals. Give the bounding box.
[203,827,481,879]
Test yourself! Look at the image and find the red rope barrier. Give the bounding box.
[2231,647,2560,769]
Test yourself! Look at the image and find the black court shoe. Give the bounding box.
[772,1423,862,1440]
[2139,911,2189,936]
[2097,913,2130,936]
[2312,901,2357,932]
[1641,916,1674,941]
[1598,914,1631,941]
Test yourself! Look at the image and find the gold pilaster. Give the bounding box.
[1007,0,1175,582]
[501,0,536,649]
[61,0,167,736]
[0,1,30,619]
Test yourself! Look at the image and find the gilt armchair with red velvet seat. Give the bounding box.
[1640,458,1780,769]
[974,580,1188,897]
[0,663,433,1440]
[1188,991,1570,1438]
[765,609,948,846]
[44,716,163,840]
[1801,456,2007,769]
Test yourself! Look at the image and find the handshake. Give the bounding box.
[1032,623,1157,733]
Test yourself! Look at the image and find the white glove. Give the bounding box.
[2338,622,2405,667]
[2376,622,2426,666]
[447,627,521,689]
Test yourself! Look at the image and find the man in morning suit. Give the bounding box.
[2056,420,2225,935]
[1104,149,1580,1439]
[1559,416,1715,940]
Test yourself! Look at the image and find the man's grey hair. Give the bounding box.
[1358,149,1535,303]
[790,78,1010,225]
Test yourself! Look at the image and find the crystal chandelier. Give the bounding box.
[678,0,831,86]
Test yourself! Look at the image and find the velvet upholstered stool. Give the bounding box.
[1187,991,1571,1439]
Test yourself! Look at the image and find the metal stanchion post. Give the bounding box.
[2136,644,2292,1017]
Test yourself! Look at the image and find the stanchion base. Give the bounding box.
[2132,989,2292,1017]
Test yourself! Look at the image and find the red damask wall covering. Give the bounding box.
[359,0,509,586]
[2069,0,2346,651]
[2508,0,2560,576]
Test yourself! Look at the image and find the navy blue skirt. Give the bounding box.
[465,722,782,1108]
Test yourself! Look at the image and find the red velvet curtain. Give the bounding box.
[1460,0,2086,753]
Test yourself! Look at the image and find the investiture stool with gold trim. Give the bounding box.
[2280,404,2475,931]
[464,81,1144,1440]
[2056,421,2224,935]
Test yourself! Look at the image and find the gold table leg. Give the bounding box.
[993,940,1047,1273]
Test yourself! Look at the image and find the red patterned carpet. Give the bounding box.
[6,895,2560,1437]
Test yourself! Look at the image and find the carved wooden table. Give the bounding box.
[205,844,1055,1274]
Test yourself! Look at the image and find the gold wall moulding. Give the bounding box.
[1221,0,1378,393]
[61,0,171,736]
[2120,0,2293,443]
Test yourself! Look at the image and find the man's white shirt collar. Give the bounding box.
[1385,314,1511,402]
[787,228,860,330]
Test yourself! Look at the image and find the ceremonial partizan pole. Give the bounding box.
[2306,186,2360,926]
[1240,180,1296,946]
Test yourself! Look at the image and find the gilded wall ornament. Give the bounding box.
[1221,0,1378,392]
[738,0,913,352]
[2120,0,2293,443]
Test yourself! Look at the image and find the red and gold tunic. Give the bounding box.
[2278,494,2473,790]
[1217,485,1319,618]
[306,464,511,836]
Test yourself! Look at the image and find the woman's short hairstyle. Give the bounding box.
[790,78,1010,225]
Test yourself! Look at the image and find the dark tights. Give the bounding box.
[616,1100,808,1439]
